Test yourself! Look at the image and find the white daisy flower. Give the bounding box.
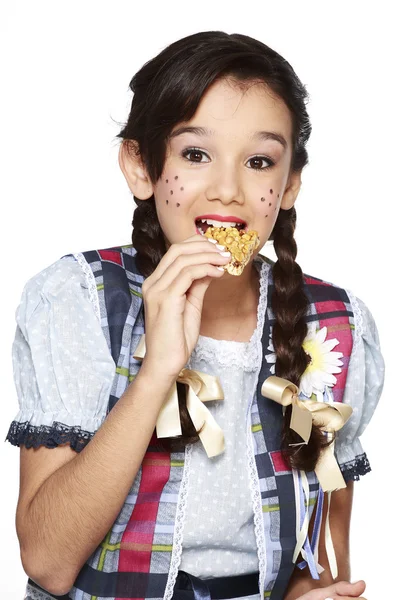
[265,323,343,401]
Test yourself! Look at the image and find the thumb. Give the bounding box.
[328,579,366,597]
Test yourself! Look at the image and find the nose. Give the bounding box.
[205,160,244,206]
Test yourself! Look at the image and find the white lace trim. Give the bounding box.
[73,251,101,322]
[245,264,268,597]
[164,444,193,600]
[190,260,270,371]
[246,407,267,598]
[345,288,363,355]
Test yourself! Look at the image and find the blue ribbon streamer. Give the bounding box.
[296,470,320,579]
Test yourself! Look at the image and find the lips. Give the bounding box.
[195,215,248,236]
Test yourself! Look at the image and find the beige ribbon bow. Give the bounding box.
[133,335,225,458]
[261,376,353,491]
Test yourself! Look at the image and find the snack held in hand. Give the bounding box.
[204,226,260,276]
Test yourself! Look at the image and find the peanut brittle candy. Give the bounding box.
[204,226,260,276]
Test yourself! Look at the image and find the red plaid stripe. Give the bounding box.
[98,249,123,265]
[270,450,292,473]
[116,449,171,598]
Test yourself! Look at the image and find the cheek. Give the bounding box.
[155,172,189,209]
[157,172,197,207]
[259,186,280,218]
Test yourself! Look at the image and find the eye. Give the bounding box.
[246,156,274,171]
[181,147,210,163]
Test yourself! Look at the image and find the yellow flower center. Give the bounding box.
[302,339,323,373]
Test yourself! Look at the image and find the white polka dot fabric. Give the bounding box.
[179,334,261,582]
[334,297,385,466]
[10,256,115,434]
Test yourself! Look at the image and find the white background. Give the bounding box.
[0,1,395,598]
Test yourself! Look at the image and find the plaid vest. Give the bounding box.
[60,244,355,600]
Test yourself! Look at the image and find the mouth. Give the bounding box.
[195,217,247,236]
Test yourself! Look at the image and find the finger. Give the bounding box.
[328,579,366,598]
[338,580,366,596]
[149,250,231,295]
[324,596,366,600]
[145,237,223,289]
[163,262,228,303]
[182,234,213,243]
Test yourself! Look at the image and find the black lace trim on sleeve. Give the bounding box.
[5,420,95,453]
[339,452,371,483]
[27,577,70,599]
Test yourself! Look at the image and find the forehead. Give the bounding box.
[182,78,293,143]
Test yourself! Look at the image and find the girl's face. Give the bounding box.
[152,77,299,252]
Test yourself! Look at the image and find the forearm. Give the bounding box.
[18,365,175,593]
[283,484,353,600]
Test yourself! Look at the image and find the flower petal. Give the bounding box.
[315,327,328,344]
[300,372,313,397]
[321,339,340,353]
[323,364,342,374]
[322,373,337,386]
[324,351,343,362]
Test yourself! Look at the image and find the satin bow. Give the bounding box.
[261,375,353,492]
[133,335,225,458]
[261,375,353,580]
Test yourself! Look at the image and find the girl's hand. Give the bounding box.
[140,233,231,380]
[294,580,366,600]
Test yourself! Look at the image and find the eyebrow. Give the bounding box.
[169,126,288,150]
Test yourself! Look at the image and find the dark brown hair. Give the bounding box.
[116,31,330,470]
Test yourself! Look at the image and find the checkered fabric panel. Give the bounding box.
[255,267,354,599]
[70,246,182,600]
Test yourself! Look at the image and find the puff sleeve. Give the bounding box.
[5,255,116,452]
[334,294,385,481]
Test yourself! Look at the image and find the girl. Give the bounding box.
[6,31,384,600]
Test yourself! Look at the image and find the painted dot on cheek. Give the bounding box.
[174,175,178,180]
[176,203,180,207]
[269,202,272,207]
[261,197,265,202]
[166,200,169,204]
[270,189,273,194]
[166,179,169,183]
[170,190,173,195]
[180,187,184,191]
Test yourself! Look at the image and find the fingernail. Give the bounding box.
[216,244,225,250]
[207,238,217,244]
[220,251,231,257]
[216,266,225,271]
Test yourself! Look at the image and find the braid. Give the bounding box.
[271,207,331,471]
[132,196,166,276]
[132,196,201,448]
